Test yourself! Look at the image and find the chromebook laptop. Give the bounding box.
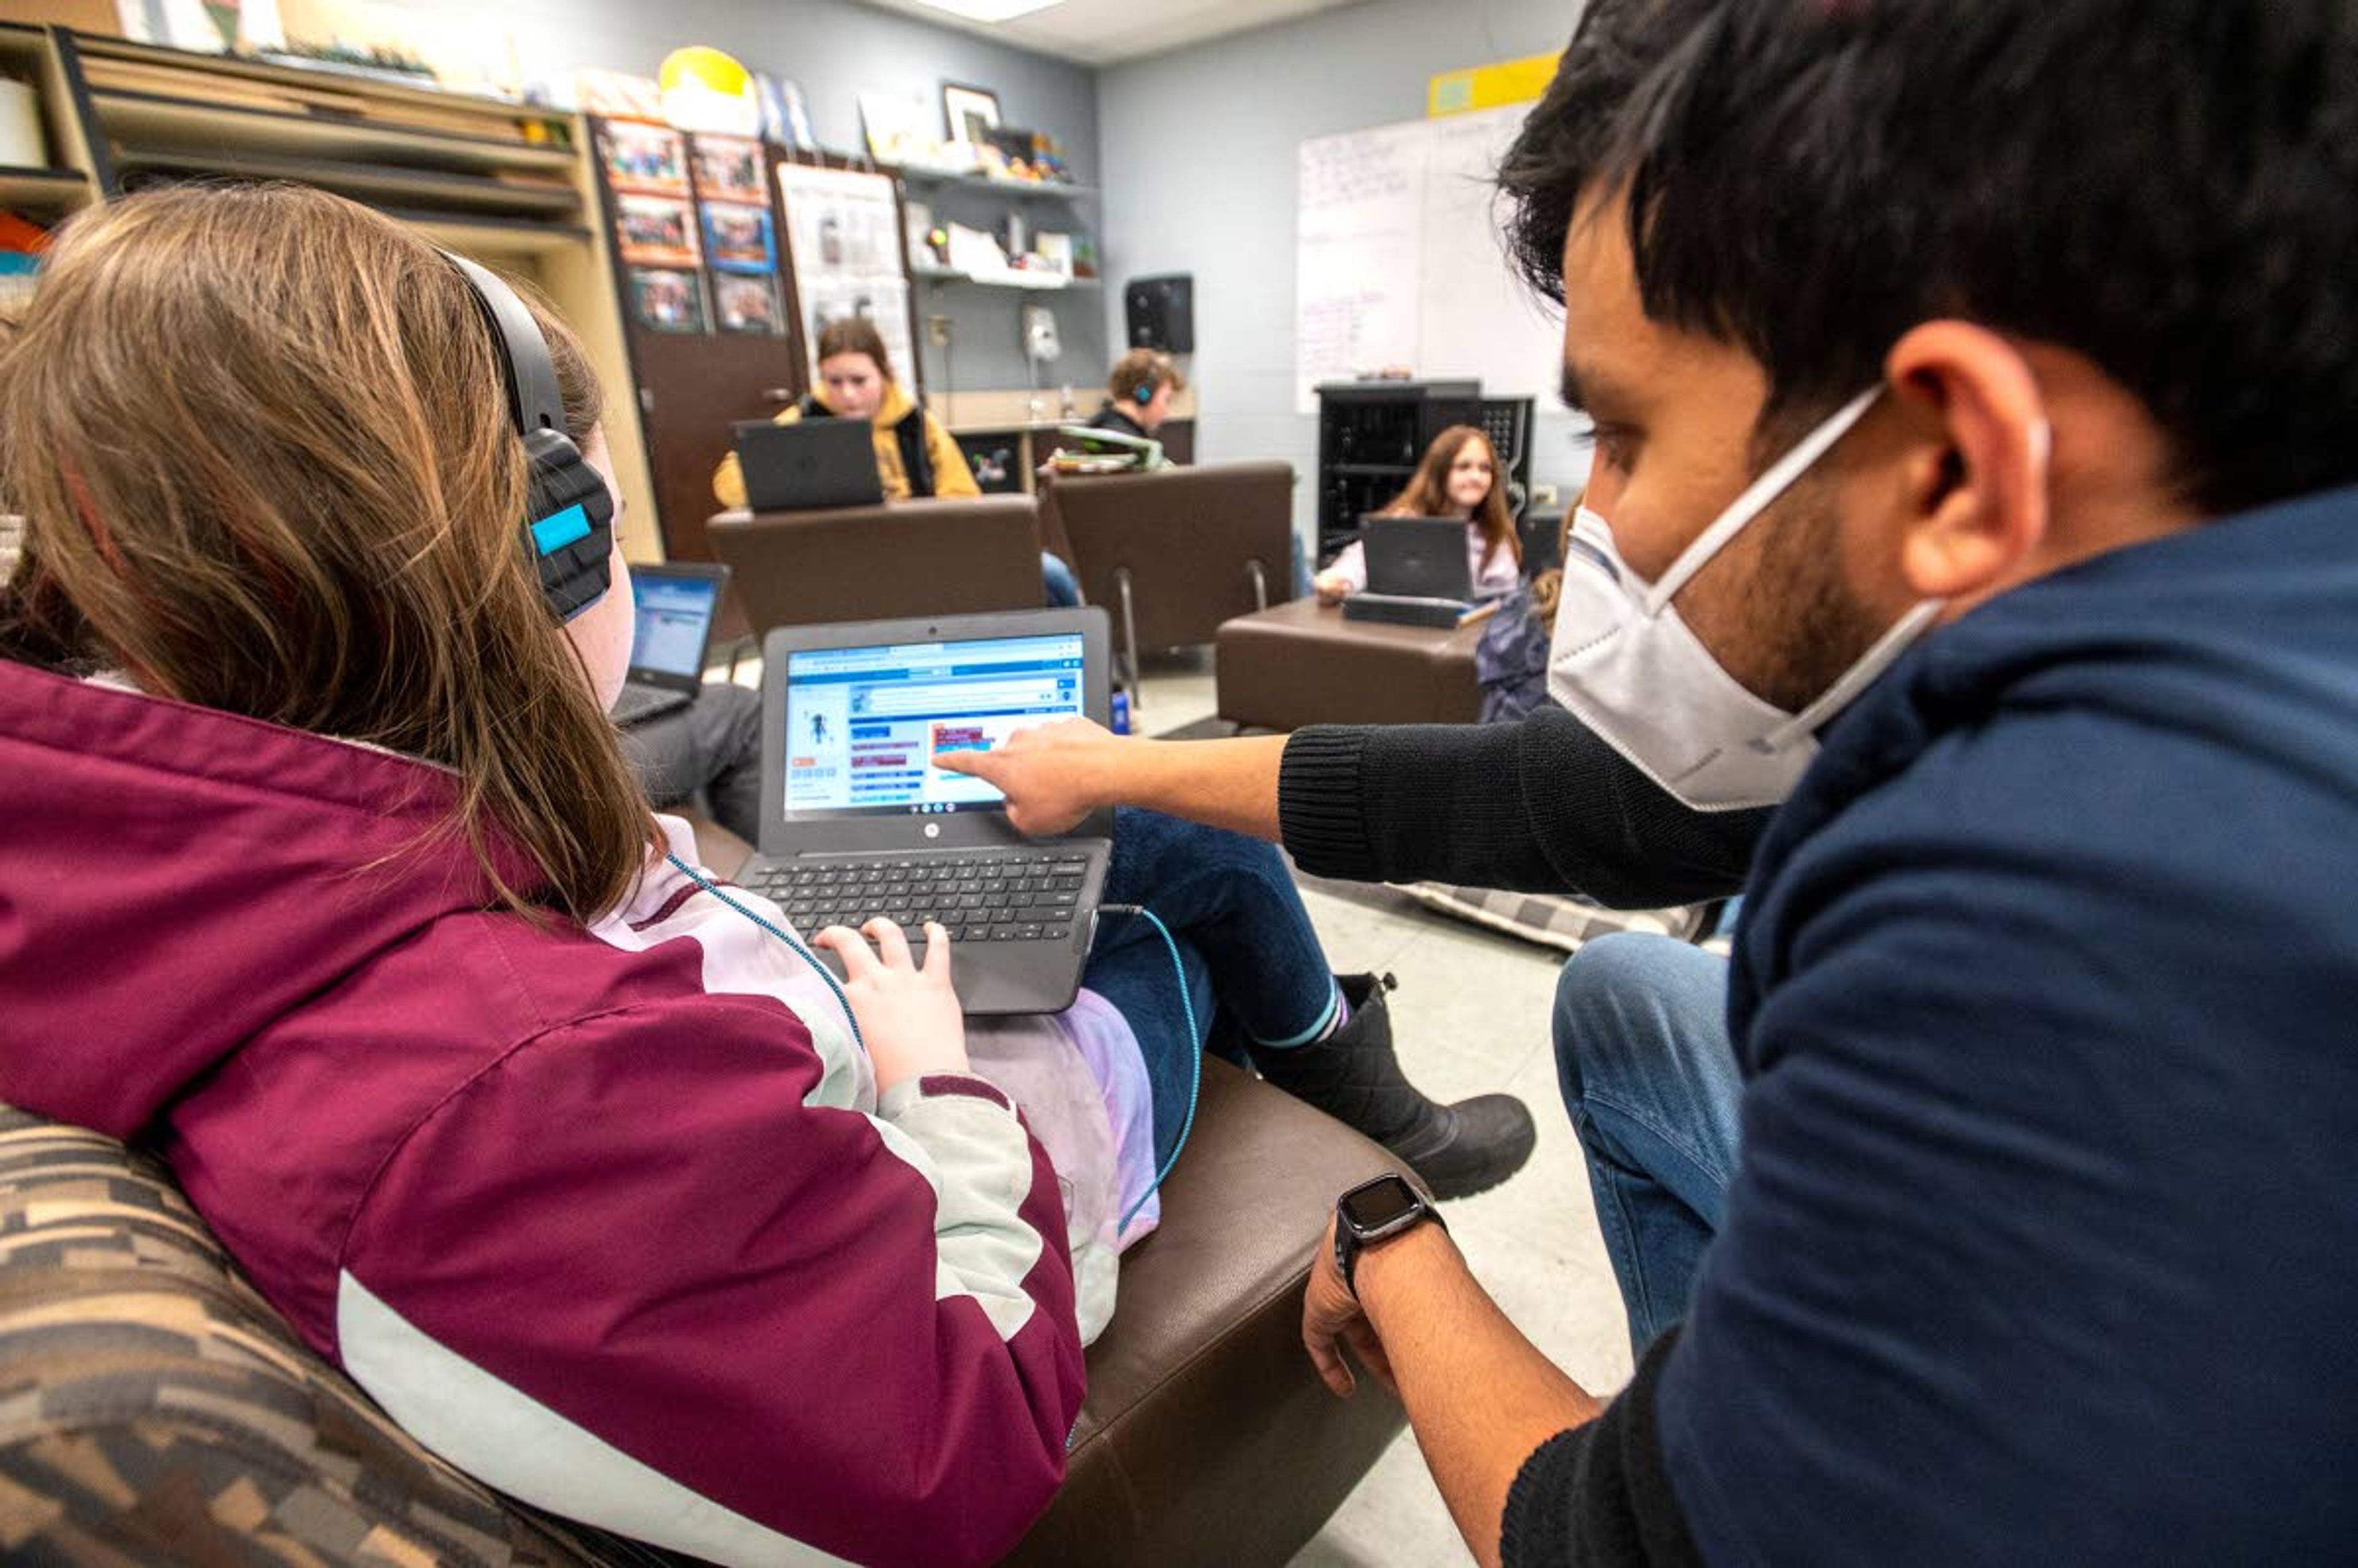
[731,418,886,511]
[736,607,1115,1015]
[1343,515,1475,629]
[611,562,730,728]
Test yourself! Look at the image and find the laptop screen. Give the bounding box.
[784,632,1086,818]
[629,572,721,679]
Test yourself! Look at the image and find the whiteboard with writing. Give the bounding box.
[1295,105,1565,414]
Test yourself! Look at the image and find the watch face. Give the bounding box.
[1340,1174,1423,1235]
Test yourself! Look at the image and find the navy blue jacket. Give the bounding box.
[1507,487,2358,1562]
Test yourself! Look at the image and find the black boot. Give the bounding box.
[1252,974,1536,1200]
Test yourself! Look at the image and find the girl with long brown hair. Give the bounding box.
[1314,424,1523,604]
[0,185,1528,1566]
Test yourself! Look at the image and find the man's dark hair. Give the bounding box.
[1497,0,1712,307]
[1504,1,2358,515]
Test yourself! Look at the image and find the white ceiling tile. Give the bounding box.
[858,0,1364,67]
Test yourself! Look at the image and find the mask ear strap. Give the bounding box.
[1759,597,1945,752]
[1644,384,1884,615]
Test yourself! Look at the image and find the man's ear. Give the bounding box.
[1884,322,2051,602]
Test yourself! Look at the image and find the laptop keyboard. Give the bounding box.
[743,852,1090,945]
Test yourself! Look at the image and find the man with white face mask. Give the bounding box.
[952,0,2358,1561]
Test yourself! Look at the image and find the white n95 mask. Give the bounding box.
[1547,386,1945,812]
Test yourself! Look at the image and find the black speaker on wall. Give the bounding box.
[1124,273,1195,354]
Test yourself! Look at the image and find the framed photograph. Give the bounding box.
[701,201,777,274]
[690,134,765,203]
[941,82,1002,147]
[614,193,701,268]
[599,120,691,198]
[714,273,784,336]
[859,92,929,163]
[628,268,709,335]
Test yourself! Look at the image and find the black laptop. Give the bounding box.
[1342,515,1475,628]
[735,607,1115,1015]
[611,561,730,727]
[732,418,887,511]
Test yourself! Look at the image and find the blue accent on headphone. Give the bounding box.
[530,503,593,556]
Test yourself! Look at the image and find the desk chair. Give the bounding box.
[1043,463,1297,702]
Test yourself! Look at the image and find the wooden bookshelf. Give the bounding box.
[0,26,661,561]
[0,163,91,214]
[0,23,100,209]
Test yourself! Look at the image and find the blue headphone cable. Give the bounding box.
[662,857,1199,1233]
[664,852,864,1052]
[1095,903,1201,1233]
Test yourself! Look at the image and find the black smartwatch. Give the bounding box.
[1333,1172,1445,1299]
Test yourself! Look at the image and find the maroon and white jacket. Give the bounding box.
[0,659,1087,1566]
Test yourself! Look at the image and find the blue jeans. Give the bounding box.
[1041,553,1081,607]
[1085,809,1340,1164]
[1552,933,1741,1355]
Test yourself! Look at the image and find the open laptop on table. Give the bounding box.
[1342,514,1476,629]
[611,561,731,728]
[736,607,1114,1015]
[732,418,887,511]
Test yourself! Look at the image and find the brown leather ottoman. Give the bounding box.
[1216,598,1486,731]
[1008,1057,1403,1564]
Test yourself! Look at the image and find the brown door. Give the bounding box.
[632,331,800,564]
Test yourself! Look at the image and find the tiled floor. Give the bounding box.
[1126,654,1636,1567]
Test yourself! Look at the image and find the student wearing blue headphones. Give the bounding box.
[0,185,1529,1567]
[1088,347,1185,441]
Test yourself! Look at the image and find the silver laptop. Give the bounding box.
[732,418,887,511]
[736,608,1115,1015]
[612,561,730,728]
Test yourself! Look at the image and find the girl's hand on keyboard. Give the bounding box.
[813,918,968,1091]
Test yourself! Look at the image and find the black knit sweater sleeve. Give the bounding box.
[1275,708,1767,907]
[1500,1329,1704,1568]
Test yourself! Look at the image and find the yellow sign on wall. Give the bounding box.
[1428,53,1558,117]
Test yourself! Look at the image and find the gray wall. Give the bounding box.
[384,0,1107,390]
[1095,0,1595,546]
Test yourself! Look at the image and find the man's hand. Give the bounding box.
[1304,1213,1399,1399]
[1313,571,1353,605]
[932,718,1125,836]
[812,918,968,1092]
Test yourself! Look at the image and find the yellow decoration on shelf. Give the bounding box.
[657,45,758,137]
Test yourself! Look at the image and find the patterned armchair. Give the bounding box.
[1,1062,1404,1565]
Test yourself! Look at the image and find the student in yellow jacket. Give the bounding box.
[712,316,978,508]
[713,315,1081,604]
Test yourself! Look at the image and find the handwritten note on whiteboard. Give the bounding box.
[1295,123,1428,413]
[1296,107,1565,414]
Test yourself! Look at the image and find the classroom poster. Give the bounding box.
[690,134,766,203]
[701,201,777,274]
[714,273,784,335]
[629,267,708,334]
[776,162,915,385]
[601,120,691,198]
[615,193,701,268]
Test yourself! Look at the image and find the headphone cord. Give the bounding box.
[1096,903,1201,1233]
[664,852,863,1053]
[661,858,1199,1235]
